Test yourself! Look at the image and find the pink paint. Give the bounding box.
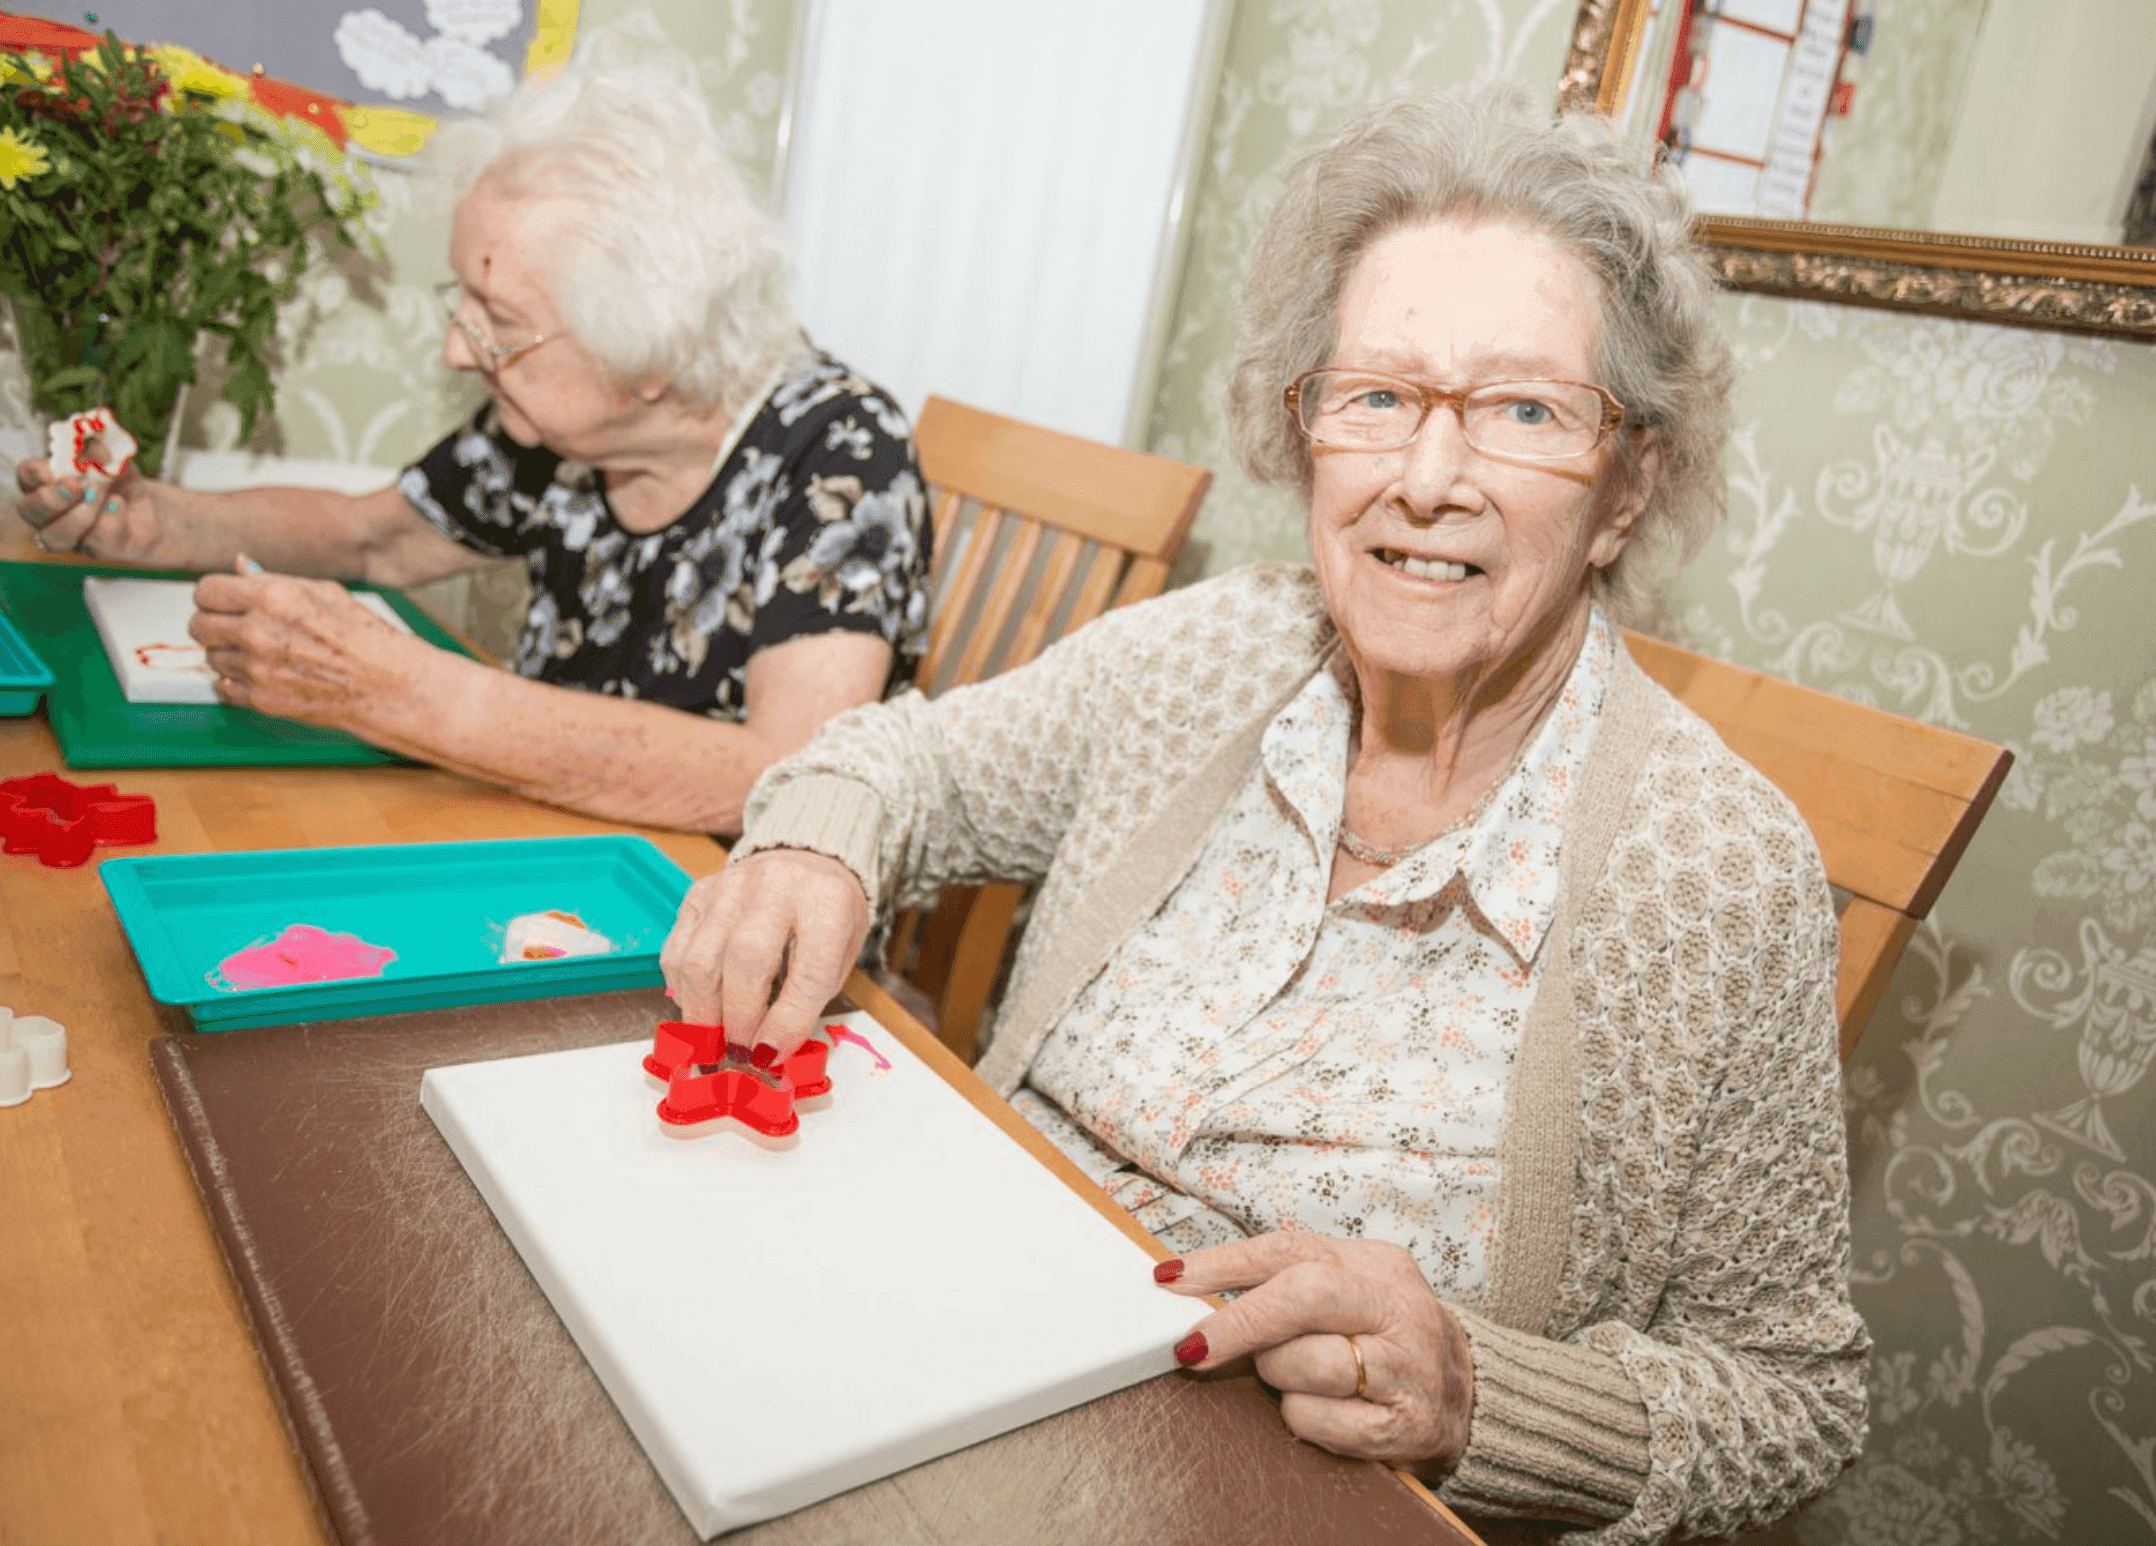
[826,1023,891,1073]
[215,924,397,990]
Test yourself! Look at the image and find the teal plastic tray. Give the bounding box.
[0,598,53,714]
[101,835,692,1032]
[0,560,472,768]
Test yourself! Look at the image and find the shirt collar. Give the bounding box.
[1267,608,1618,968]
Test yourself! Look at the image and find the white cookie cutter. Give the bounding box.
[48,407,139,483]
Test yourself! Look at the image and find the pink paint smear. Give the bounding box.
[215,924,398,990]
[826,1022,891,1072]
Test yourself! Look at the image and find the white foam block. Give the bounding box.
[82,575,413,705]
[421,1013,1196,1538]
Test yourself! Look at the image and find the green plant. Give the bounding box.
[0,32,376,478]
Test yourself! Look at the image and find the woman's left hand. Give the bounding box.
[1157,1232,1475,1475]
[190,568,421,728]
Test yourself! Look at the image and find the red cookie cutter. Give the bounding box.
[0,773,158,868]
[645,1020,833,1137]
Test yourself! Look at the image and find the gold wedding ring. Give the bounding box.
[1344,1332,1368,1399]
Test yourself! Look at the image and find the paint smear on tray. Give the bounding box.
[213,924,398,990]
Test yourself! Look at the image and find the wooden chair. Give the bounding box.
[1624,632,2012,1060]
[889,395,1210,1061]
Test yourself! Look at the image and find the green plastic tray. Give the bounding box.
[0,560,473,768]
[101,835,692,1031]
[0,596,54,715]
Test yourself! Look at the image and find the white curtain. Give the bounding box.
[778,0,1227,446]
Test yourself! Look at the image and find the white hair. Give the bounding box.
[1226,86,1734,627]
[439,47,800,417]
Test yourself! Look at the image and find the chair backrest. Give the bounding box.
[893,396,1211,1058]
[912,395,1210,694]
[1623,631,2013,1060]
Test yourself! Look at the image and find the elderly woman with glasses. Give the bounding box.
[660,88,1865,1543]
[9,55,929,835]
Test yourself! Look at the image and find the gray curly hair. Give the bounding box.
[440,50,800,420]
[1225,86,1732,626]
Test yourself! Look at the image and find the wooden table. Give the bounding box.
[0,712,733,1544]
[0,513,1487,1543]
[0,720,1492,1546]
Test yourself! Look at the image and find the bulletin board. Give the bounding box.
[1646,0,1865,220]
[0,0,578,157]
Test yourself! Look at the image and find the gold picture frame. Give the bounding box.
[1559,0,2156,340]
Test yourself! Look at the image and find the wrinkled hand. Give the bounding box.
[190,567,421,728]
[1159,1232,1475,1476]
[661,848,870,1061]
[14,457,168,561]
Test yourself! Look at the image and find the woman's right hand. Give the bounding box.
[14,458,167,561]
[661,847,871,1063]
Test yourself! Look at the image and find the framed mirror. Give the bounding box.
[1559,0,2156,339]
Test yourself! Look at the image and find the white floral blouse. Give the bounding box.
[1015,607,1618,1303]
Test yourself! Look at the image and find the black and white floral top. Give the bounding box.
[398,350,932,719]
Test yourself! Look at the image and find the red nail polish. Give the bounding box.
[1174,1332,1207,1366]
[750,1042,777,1068]
[1152,1258,1184,1284]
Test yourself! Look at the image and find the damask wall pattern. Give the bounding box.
[1676,301,2156,1545]
[26,0,2156,1539]
[1147,7,2156,1543]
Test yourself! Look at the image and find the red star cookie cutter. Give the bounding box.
[644,1020,833,1137]
[0,773,157,868]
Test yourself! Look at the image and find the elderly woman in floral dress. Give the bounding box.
[662,89,1867,1542]
[11,54,929,835]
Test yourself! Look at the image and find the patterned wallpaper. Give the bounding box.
[1689,301,2156,1545]
[15,0,2156,1539]
[1152,9,2156,1541]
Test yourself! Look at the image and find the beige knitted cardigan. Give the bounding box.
[738,564,1869,1542]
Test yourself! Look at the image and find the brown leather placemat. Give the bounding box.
[150,990,1475,1546]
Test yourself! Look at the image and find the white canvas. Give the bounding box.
[421,1014,1198,1538]
[82,575,412,704]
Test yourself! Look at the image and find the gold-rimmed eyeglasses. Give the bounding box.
[435,281,557,372]
[1285,368,1626,462]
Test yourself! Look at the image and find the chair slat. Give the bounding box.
[1111,555,1173,610]
[925,486,966,584]
[921,504,1005,688]
[1001,530,1090,672]
[947,516,1045,689]
[1062,545,1127,641]
[1835,898,1918,1061]
[936,882,1026,1058]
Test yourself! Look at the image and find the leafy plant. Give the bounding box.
[0,32,376,477]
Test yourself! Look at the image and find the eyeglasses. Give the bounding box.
[435,281,556,372]
[1285,369,1626,462]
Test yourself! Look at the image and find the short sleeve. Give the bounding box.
[736,374,932,677]
[397,401,562,561]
